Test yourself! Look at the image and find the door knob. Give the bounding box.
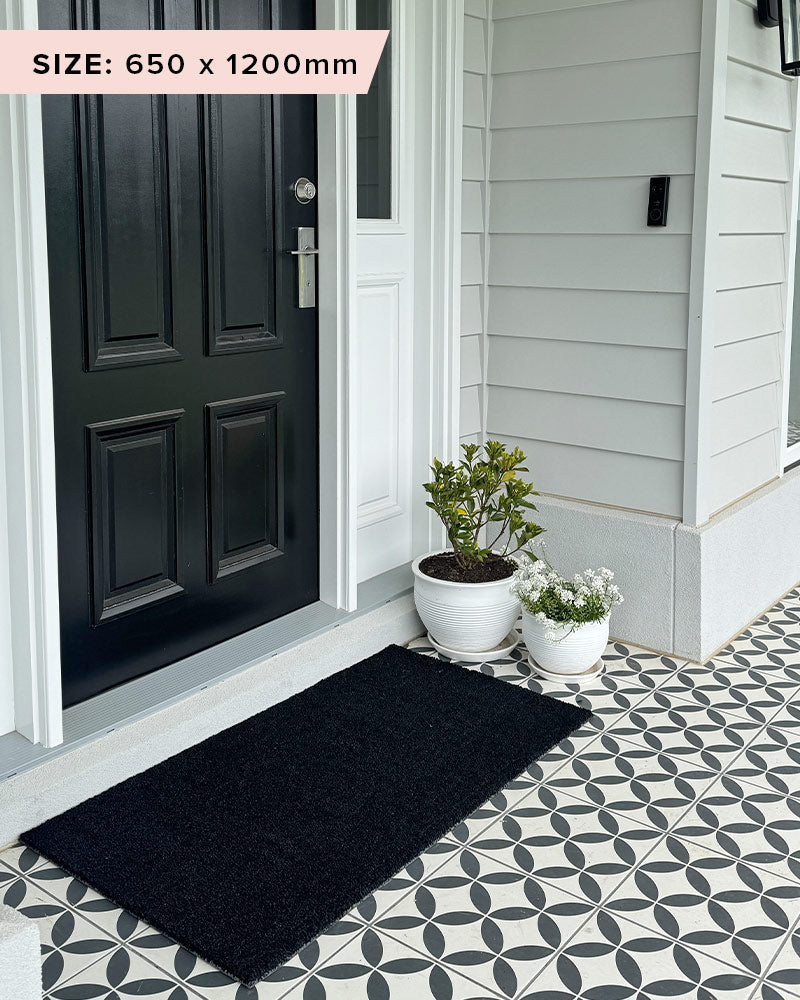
[294,177,317,204]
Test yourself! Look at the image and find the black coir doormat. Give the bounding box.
[23,644,591,986]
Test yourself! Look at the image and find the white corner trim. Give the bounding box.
[683,0,731,528]
[420,0,464,554]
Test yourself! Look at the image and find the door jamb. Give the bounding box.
[317,0,358,612]
[0,0,62,747]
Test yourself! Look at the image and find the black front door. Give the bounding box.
[40,0,319,707]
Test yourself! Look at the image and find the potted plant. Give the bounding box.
[511,555,623,677]
[413,441,544,660]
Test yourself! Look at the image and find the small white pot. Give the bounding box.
[412,552,520,654]
[522,609,610,675]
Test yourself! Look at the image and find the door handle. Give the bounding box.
[288,227,317,309]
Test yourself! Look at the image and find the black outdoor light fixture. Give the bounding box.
[759,0,800,76]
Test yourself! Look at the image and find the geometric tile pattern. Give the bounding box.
[1,589,800,1000]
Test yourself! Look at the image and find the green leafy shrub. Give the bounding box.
[423,441,544,572]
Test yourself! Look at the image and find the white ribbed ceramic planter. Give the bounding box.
[412,552,520,654]
[522,610,610,675]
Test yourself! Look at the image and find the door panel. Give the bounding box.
[207,394,284,582]
[40,0,319,707]
[206,94,277,354]
[81,94,180,369]
[88,412,185,624]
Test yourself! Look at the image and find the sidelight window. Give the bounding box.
[356,0,392,220]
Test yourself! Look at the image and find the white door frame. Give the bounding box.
[0,0,463,747]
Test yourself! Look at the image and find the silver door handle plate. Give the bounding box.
[289,227,317,309]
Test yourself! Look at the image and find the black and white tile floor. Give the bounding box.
[3,590,800,1000]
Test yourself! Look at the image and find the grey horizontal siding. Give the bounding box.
[494,0,629,16]
[491,55,701,129]
[707,0,794,514]
[488,287,690,350]
[482,0,701,517]
[491,0,700,74]
[715,285,784,346]
[489,386,685,462]
[489,234,692,293]
[490,176,695,235]
[487,434,684,517]
[490,118,698,181]
[489,337,687,407]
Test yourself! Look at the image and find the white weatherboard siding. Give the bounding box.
[484,0,702,516]
[460,0,488,445]
[706,0,796,516]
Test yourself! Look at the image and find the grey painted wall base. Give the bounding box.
[533,495,678,655]
[0,595,422,845]
[675,466,800,662]
[534,473,800,663]
[0,904,41,1000]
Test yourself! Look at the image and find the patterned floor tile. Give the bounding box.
[766,701,800,739]
[280,927,501,1000]
[762,923,800,997]
[755,986,800,1000]
[0,841,49,875]
[673,776,800,884]
[658,659,799,724]
[752,590,800,640]
[351,839,461,922]
[607,692,763,770]
[466,785,663,904]
[601,642,687,679]
[542,733,720,831]
[516,647,673,742]
[18,857,149,942]
[726,724,800,799]
[516,909,758,1000]
[44,945,195,1000]
[1,861,120,994]
[130,917,365,1000]
[371,848,594,999]
[604,834,800,976]
[714,633,800,683]
[19,599,800,1000]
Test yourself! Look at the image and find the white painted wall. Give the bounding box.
[482,0,702,517]
[705,0,796,515]
[460,0,488,446]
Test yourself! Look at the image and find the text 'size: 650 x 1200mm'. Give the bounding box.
[31,52,358,77]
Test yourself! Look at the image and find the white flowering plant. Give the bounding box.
[511,553,623,641]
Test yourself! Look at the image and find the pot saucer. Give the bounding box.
[427,630,520,663]
[527,655,605,685]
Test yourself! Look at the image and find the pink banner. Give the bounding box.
[0,30,388,94]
